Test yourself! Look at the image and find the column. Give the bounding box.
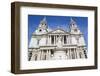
[48,35,49,45]
[50,35,51,45]
[66,35,67,44]
[37,50,41,60]
[41,50,44,60]
[53,35,55,45]
[56,35,57,44]
[67,36,69,44]
[74,48,77,59]
[46,50,49,60]
[55,35,56,44]
[69,48,71,59]
[66,49,68,59]
[55,35,57,44]
[63,35,64,44]
[68,48,70,59]
[62,35,63,45]
[76,48,79,59]
[40,50,42,60]
[69,36,70,45]
[54,35,55,45]
[48,49,51,60]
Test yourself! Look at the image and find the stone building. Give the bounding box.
[28,17,87,61]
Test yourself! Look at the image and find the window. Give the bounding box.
[51,50,54,56]
[39,29,42,32]
[84,49,87,58]
[28,51,32,61]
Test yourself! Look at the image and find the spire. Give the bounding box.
[70,18,76,26]
[69,18,77,29]
[69,18,80,33]
[37,16,48,33]
[42,16,46,22]
[40,16,47,23]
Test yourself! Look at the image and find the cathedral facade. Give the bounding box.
[28,17,87,61]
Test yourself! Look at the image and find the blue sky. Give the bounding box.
[28,15,88,47]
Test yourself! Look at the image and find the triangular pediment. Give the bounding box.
[52,29,65,33]
[48,28,69,34]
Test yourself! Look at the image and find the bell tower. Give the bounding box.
[69,18,80,34]
[38,17,48,33]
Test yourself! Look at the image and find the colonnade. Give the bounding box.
[29,47,84,61]
[48,35,71,45]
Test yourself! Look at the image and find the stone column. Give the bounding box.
[50,35,51,45]
[66,35,67,44]
[66,49,68,59]
[63,35,64,44]
[69,48,71,59]
[76,48,79,59]
[37,50,41,60]
[67,48,70,59]
[48,49,51,60]
[53,35,55,45]
[40,50,42,60]
[46,50,49,60]
[67,36,69,44]
[48,35,49,45]
[55,35,56,45]
[56,35,57,44]
[55,35,56,44]
[62,35,63,44]
[74,48,77,59]
[54,35,56,45]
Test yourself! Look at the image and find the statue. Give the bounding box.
[57,35,62,48]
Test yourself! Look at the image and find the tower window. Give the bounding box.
[39,29,42,32]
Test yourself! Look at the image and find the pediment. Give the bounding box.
[48,29,69,34]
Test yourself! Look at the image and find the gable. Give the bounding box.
[48,29,69,34]
[52,29,65,33]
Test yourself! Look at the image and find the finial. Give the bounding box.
[43,16,46,21]
[70,18,75,22]
[70,17,76,25]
